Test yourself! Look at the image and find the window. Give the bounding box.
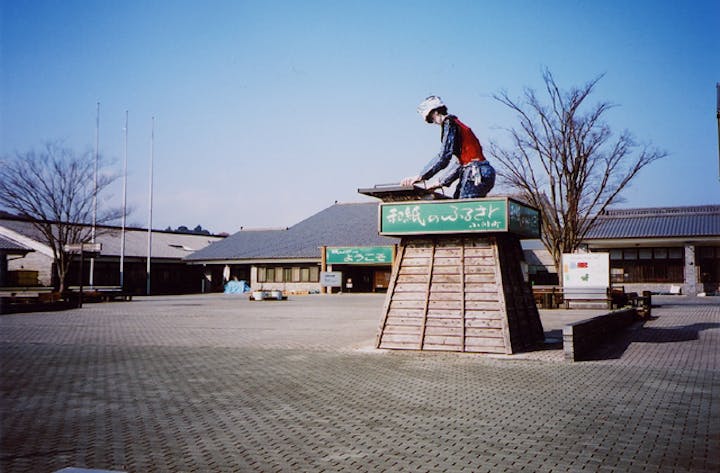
[597,247,685,283]
[654,248,667,259]
[256,265,321,283]
[700,247,715,258]
[611,268,625,284]
[698,246,720,285]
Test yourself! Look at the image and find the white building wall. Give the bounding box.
[249,265,321,294]
[8,251,54,286]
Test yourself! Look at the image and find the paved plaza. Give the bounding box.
[1,293,718,472]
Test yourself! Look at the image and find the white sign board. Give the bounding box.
[64,242,102,254]
[320,271,342,287]
[562,253,609,288]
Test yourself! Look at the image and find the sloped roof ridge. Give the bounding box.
[287,201,377,228]
[0,216,227,237]
[600,205,720,217]
[0,233,32,251]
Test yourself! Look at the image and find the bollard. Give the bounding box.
[641,290,652,318]
[543,292,553,309]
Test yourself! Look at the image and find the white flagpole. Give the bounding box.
[146,116,155,295]
[716,83,719,182]
[120,111,128,289]
[90,101,99,288]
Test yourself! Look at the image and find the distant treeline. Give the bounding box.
[164,225,211,235]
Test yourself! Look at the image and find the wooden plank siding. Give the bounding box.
[377,234,544,354]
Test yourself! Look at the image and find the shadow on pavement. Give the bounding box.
[583,321,720,361]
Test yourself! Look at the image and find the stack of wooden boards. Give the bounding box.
[376,235,544,354]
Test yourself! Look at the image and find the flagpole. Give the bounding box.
[90,101,99,288]
[120,111,128,289]
[146,116,154,296]
[716,83,719,182]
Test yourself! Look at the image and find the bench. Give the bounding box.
[532,285,563,309]
[627,291,652,318]
[0,287,56,309]
[249,291,288,301]
[1,287,77,314]
[0,286,54,298]
[563,286,612,309]
[67,286,133,302]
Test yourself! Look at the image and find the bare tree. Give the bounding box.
[0,142,122,291]
[488,69,667,280]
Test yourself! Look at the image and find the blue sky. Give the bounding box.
[2,0,718,234]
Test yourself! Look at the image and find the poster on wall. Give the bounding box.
[562,253,610,288]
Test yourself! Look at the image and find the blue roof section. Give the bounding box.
[585,205,720,239]
[185,202,398,261]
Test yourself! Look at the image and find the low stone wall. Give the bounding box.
[563,308,639,362]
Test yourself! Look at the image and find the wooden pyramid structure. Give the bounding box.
[376,234,544,354]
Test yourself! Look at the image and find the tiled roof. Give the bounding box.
[585,205,720,239]
[0,218,223,259]
[0,234,32,253]
[185,202,398,261]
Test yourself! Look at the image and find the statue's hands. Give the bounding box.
[401,175,421,186]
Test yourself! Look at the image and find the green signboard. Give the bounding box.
[508,200,541,238]
[379,197,539,238]
[326,246,394,264]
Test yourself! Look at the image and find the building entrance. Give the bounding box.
[332,266,391,293]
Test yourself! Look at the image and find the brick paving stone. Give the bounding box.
[1,294,718,472]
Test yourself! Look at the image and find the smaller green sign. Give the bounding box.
[326,246,394,264]
[508,200,541,238]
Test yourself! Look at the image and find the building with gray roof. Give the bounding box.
[0,234,33,287]
[187,202,396,262]
[0,217,223,294]
[4,201,716,296]
[584,205,720,241]
[186,202,399,293]
[583,205,720,295]
[189,202,720,296]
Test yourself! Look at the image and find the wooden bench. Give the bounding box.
[532,285,563,309]
[67,286,133,302]
[0,287,55,307]
[627,291,652,318]
[0,286,54,298]
[1,287,76,314]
